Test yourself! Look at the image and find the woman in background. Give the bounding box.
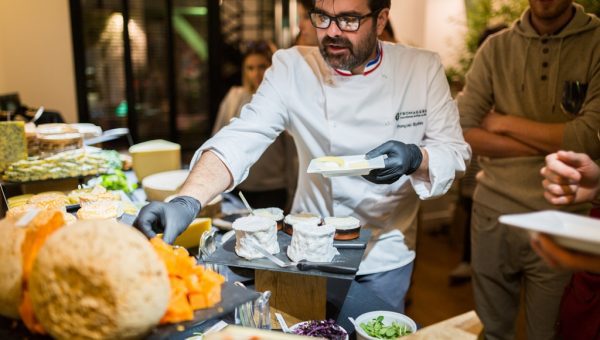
[294,0,318,46]
[212,40,295,211]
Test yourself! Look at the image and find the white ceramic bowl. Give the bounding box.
[290,321,349,340]
[354,311,417,340]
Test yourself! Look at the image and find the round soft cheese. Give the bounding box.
[324,216,360,230]
[283,212,322,235]
[284,212,321,226]
[253,207,284,222]
[233,215,279,260]
[324,216,361,240]
[287,223,337,263]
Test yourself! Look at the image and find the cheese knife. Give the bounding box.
[333,242,366,249]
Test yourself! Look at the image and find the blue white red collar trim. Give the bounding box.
[334,42,383,76]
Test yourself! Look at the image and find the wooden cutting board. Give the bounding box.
[405,310,482,339]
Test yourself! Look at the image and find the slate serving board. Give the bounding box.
[148,281,260,339]
[203,229,371,280]
[0,281,259,340]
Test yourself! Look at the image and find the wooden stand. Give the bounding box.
[256,269,327,321]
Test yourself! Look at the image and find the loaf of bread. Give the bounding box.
[29,220,170,339]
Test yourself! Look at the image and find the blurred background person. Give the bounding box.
[538,150,600,340]
[294,0,318,46]
[457,1,600,338]
[449,23,508,285]
[212,40,295,210]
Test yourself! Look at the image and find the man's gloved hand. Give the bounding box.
[363,141,423,184]
[134,196,201,244]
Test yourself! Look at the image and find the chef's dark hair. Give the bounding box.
[300,0,313,11]
[369,0,391,11]
[311,0,391,12]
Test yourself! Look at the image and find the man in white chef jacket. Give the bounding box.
[135,0,471,312]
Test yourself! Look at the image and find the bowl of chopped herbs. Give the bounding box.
[354,311,416,339]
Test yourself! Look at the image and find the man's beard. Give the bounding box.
[319,28,378,71]
[530,0,573,21]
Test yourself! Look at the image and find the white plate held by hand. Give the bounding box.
[499,210,600,255]
[307,155,386,177]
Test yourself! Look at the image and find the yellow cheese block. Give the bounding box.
[129,139,181,181]
[173,217,212,249]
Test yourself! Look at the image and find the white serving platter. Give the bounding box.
[499,210,600,255]
[307,155,386,177]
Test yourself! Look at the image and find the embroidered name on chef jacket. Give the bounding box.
[395,109,427,128]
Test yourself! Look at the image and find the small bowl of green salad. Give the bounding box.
[354,311,417,339]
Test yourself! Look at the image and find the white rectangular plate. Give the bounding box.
[307,155,386,177]
[499,210,600,255]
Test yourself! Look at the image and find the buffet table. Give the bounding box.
[1,167,477,340]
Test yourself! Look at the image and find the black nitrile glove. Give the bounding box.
[134,196,201,244]
[363,141,423,184]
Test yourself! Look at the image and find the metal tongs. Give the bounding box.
[0,182,8,216]
[234,282,272,329]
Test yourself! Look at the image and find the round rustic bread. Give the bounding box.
[0,217,26,319]
[29,219,170,339]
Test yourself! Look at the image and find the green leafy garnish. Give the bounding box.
[360,315,412,339]
[99,169,137,193]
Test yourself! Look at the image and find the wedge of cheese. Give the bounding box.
[173,218,212,249]
[129,140,181,181]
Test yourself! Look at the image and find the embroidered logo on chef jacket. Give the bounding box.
[395,109,427,128]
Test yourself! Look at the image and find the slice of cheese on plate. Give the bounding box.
[314,156,345,169]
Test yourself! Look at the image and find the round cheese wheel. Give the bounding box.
[0,217,25,319]
[29,220,170,339]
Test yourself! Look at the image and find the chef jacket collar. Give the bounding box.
[334,41,383,77]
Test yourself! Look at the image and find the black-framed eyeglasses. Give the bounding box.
[309,10,380,32]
